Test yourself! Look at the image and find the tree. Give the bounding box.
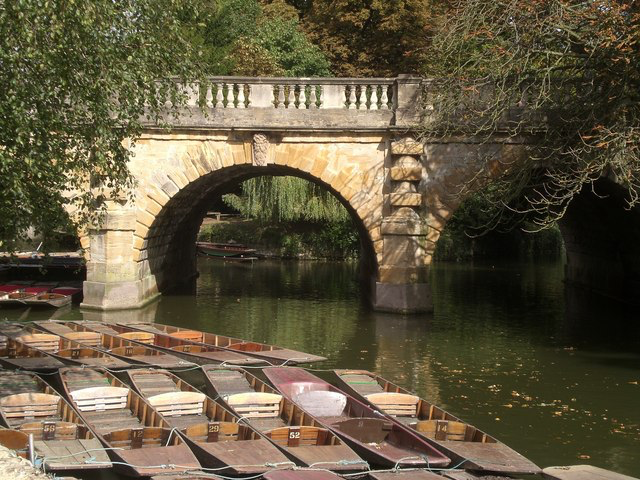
[0,0,205,250]
[202,0,330,76]
[424,0,640,231]
[223,176,351,223]
[302,0,438,77]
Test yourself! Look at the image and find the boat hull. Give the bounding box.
[333,369,540,475]
[263,367,451,469]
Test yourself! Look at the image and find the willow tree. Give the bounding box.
[424,1,640,231]
[223,177,350,223]
[0,0,205,249]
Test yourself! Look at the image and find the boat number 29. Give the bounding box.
[289,431,300,439]
[209,424,220,433]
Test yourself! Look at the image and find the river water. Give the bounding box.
[4,258,640,477]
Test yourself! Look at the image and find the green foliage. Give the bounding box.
[303,0,439,76]
[424,0,640,230]
[0,0,204,250]
[223,176,350,223]
[216,176,359,259]
[433,191,565,261]
[199,219,359,259]
[254,18,330,76]
[202,0,330,76]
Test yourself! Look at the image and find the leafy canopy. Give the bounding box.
[203,0,330,76]
[303,0,438,76]
[0,0,205,250]
[424,0,640,231]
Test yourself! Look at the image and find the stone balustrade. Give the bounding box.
[187,77,395,110]
[153,75,423,130]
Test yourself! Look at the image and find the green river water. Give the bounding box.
[3,257,639,478]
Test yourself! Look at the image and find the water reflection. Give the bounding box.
[1,258,638,477]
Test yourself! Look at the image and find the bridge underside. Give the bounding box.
[560,178,640,304]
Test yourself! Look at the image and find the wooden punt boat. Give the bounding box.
[196,241,257,258]
[202,365,366,472]
[126,368,293,475]
[58,367,201,477]
[23,292,72,309]
[90,322,264,366]
[34,321,195,369]
[0,334,65,371]
[0,291,37,306]
[51,286,83,303]
[117,322,327,365]
[263,367,451,469]
[0,323,132,369]
[0,370,111,471]
[333,370,540,475]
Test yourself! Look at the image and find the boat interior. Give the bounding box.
[338,372,494,443]
[206,368,339,448]
[128,369,262,444]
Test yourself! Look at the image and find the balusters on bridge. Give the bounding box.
[193,78,394,111]
[345,84,392,110]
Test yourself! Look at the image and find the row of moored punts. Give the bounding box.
[0,320,541,479]
[0,282,83,309]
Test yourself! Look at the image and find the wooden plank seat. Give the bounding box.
[70,386,129,412]
[63,370,111,391]
[33,321,75,335]
[225,392,282,419]
[0,393,61,427]
[182,421,240,443]
[147,391,206,418]
[265,426,328,447]
[64,331,102,347]
[415,419,467,441]
[131,374,180,397]
[205,369,254,396]
[0,373,41,395]
[245,416,287,430]
[294,391,347,418]
[331,418,393,444]
[340,374,385,395]
[14,334,60,353]
[78,322,119,335]
[167,330,203,343]
[117,332,155,344]
[82,410,142,434]
[365,392,419,417]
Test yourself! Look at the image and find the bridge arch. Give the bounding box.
[83,130,395,310]
[133,138,383,296]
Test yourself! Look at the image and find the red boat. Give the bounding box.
[262,367,450,469]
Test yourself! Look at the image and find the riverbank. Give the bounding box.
[198,217,359,260]
[0,445,66,480]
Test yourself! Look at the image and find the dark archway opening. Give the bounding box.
[145,165,377,299]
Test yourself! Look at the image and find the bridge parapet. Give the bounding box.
[149,75,423,130]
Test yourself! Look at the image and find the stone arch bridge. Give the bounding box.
[81,75,640,313]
